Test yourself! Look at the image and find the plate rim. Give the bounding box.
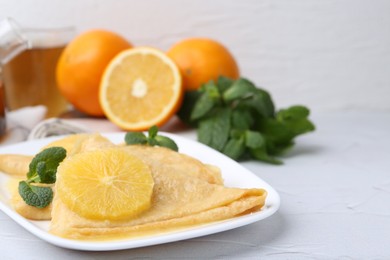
[0,132,280,251]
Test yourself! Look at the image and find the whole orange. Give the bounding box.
[56,30,132,116]
[167,38,239,91]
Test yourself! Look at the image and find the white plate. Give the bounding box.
[0,132,280,251]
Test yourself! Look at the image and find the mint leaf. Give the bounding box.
[155,135,179,151]
[222,136,246,160]
[222,78,256,103]
[18,181,53,208]
[245,130,265,149]
[36,161,56,184]
[125,126,179,152]
[217,76,234,93]
[125,132,147,145]
[267,140,295,155]
[190,92,214,121]
[147,137,159,146]
[277,105,310,120]
[191,82,221,121]
[250,147,283,165]
[27,147,66,183]
[18,146,66,208]
[177,91,202,126]
[257,118,293,145]
[147,125,160,146]
[232,108,254,130]
[148,125,158,139]
[276,105,315,136]
[241,88,275,118]
[198,108,231,151]
[258,106,314,154]
[285,118,315,136]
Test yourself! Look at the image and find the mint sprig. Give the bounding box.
[18,147,66,208]
[18,181,54,208]
[125,126,179,152]
[177,76,315,164]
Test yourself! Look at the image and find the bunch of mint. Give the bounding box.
[19,147,67,208]
[125,125,178,152]
[178,76,315,164]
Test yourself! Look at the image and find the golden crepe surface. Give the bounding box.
[0,154,32,177]
[0,133,267,239]
[121,145,224,185]
[50,143,267,240]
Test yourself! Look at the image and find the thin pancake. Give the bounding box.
[49,160,266,239]
[121,145,223,185]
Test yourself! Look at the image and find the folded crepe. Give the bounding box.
[50,144,267,240]
[3,133,267,239]
[6,135,224,220]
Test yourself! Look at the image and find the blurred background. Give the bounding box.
[1,0,389,113]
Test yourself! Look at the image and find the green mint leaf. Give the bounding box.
[245,130,265,149]
[190,92,215,121]
[222,136,246,160]
[285,118,315,136]
[250,148,283,165]
[222,78,256,103]
[241,88,275,118]
[257,118,292,143]
[267,140,295,155]
[216,76,234,93]
[276,106,315,136]
[125,132,147,145]
[36,161,56,184]
[177,90,202,126]
[148,125,159,139]
[127,126,180,151]
[230,129,245,139]
[277,105,310,121]
[18,181,53,208]
[27,147,66,183]
[190,82,221,121]
[231,108,254,130]
[147,138,159,146]
[198,108,231,151]
[155,135,179,152]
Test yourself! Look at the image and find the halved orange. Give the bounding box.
[99,47,183,131]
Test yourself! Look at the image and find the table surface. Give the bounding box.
[0,112,389,259]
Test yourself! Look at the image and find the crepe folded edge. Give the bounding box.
[49,188,267,240]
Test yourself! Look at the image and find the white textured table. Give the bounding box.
[0,112,389,259]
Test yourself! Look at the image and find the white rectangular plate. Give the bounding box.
[0,132,280,251]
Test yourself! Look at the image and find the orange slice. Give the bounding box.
[99,47,183,131]
[56,148,154,220]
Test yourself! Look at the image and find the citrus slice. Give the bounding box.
[99,47,183,131]
[56,148,154,220]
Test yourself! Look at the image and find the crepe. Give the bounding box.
[0,154,32,177]
[121,145,223,185]
[50,144,267,240]
[3,133,267,239]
